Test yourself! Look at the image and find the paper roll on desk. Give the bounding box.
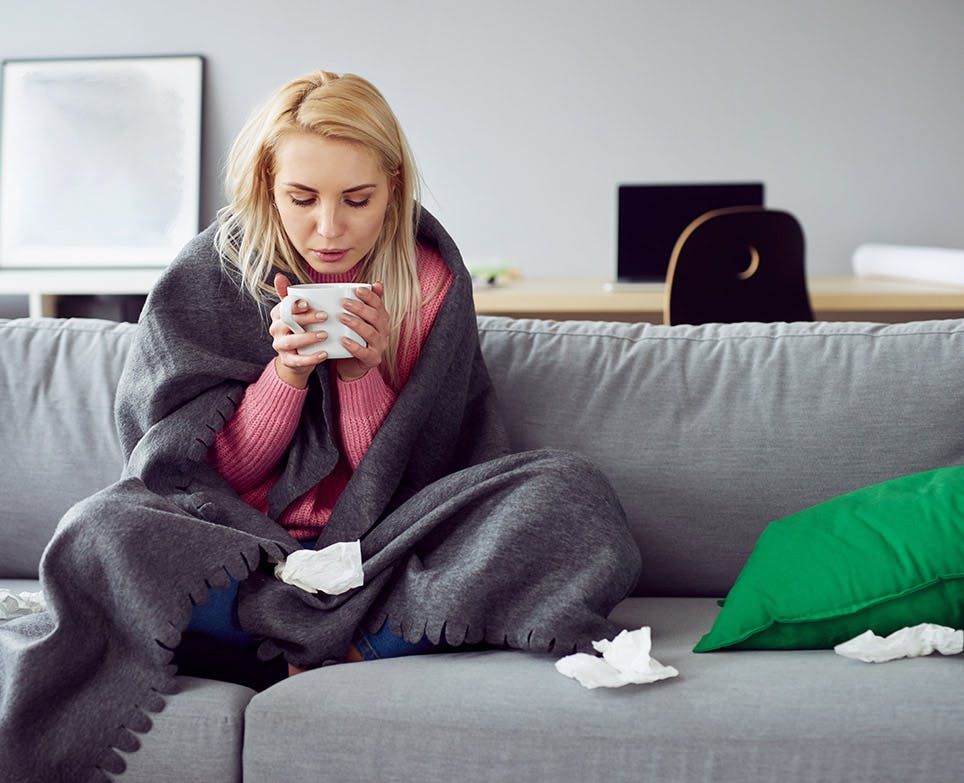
[853,244,964,287]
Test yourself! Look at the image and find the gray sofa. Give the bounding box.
[2,314,962,782]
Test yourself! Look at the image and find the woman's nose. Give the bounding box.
[314,204,343,238]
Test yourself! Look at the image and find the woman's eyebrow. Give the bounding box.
[281,182,377,194]
[281,181,317,192]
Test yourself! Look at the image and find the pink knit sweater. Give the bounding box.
[207,244,453,540]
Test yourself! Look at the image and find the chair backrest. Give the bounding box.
[663,206,814,325]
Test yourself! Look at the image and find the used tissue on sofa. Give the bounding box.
[274,540,364,595]
[834,623,963,663]
[0,589,46,620]
[555,626,679,689]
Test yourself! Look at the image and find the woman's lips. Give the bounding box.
[312,248,349,263]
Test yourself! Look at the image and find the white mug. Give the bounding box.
[279,283,372,359]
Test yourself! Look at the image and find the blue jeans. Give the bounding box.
[353,621,441,660]
[185,571,253,646]
[187,553,441,659]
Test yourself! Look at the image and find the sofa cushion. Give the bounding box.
[0,579,42,594]
[113,676,254,783]
[477,316,964,597]
[0,318,135,578]
[694,465,964,651]
[241,597,964,783]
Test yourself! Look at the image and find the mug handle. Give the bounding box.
[279,294,306,334]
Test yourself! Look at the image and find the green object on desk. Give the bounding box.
[469,264,520,288]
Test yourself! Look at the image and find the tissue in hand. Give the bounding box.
[834,623,963,663]
[555,626,679,689]
[0,589,46,620]
[274,540,364,595]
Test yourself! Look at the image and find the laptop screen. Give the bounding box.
[617,182,765,282]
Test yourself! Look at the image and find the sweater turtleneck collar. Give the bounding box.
[307,264,358,284]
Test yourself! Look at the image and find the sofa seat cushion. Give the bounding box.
[241,598,963,783]
[113,676,255,783]
[0,579,42,593]
[1,580,255,782]
[0,584,256,783]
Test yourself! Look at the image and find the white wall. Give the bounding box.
[2,0,962,277]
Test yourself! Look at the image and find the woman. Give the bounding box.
[0,70,639,782]
[186,71,463,666]
[179,70,638,670]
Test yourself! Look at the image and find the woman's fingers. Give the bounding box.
[269,302,328,338]
[341,284,388,346]
[273,330,328,358]
[274,272,291,299]
[331,283,388,380]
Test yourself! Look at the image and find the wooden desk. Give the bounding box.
[472,275,964,323]
[3,268,964,322]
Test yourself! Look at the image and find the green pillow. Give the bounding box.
[694,465,964,652]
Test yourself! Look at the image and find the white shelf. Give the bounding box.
[0,268,165,317]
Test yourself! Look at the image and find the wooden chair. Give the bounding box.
[663,207,814,325]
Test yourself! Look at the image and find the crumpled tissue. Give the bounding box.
[274,540,364,595]
[834,623,963,663]
[555,626,679,689]
[0,589,46,620]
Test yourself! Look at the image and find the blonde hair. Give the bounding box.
[214,71,422,386]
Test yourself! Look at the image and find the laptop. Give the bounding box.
[612,182,765,285]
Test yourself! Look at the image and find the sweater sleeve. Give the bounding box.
[207,360,308,493]
[335,367,398,469]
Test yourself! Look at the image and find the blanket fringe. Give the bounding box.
[369,610,587,658]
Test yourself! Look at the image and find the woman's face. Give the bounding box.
[272,131,391,275]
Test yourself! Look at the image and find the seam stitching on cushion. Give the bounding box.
[477,322,964,348]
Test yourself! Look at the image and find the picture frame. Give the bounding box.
[0,55,203,268]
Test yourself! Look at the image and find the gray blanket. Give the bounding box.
[0,211,640,782]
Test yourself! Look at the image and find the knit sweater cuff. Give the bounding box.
[336,367,397,468]
[208,360,308,491]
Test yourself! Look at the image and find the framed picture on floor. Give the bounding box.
[0,54,203,268]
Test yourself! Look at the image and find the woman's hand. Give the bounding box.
[269,273,330,389]
[333,281,388,382]
[269,274,388,388]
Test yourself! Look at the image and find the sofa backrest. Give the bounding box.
[0,318,136,578]
[477,315,964,597]
[4,316,964,598]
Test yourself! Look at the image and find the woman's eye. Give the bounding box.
[289,196,315,207]
[345,197,370,209]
